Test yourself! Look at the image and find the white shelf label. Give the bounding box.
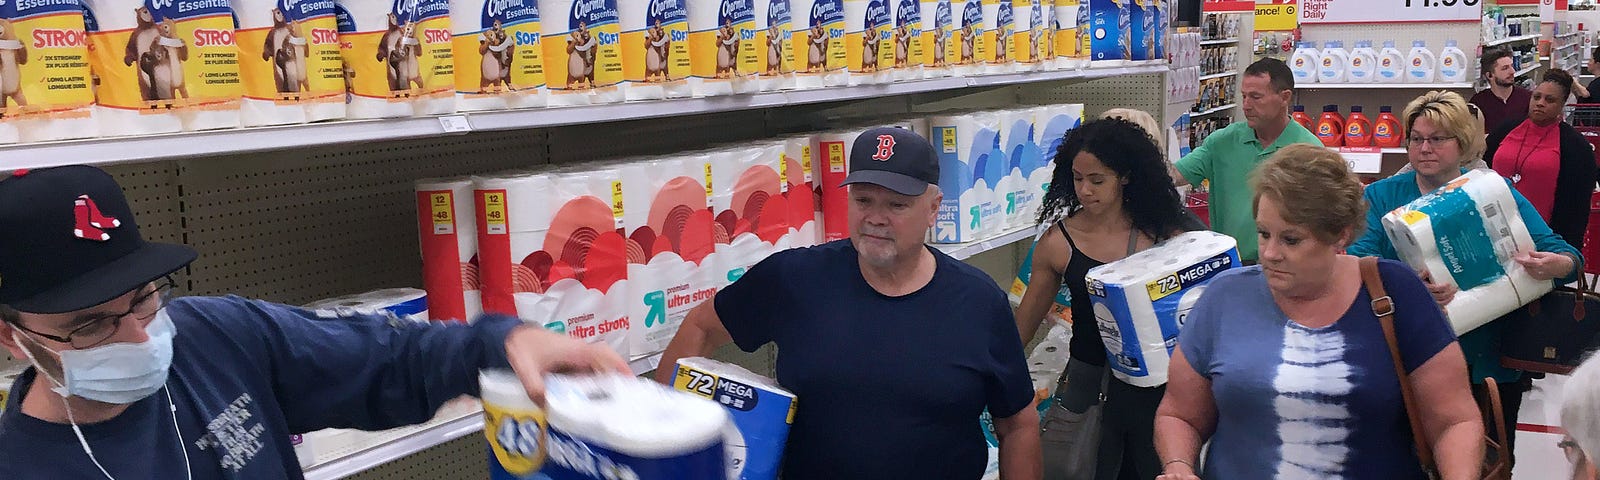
[1338,147,1384,174]
[439,115,472,133]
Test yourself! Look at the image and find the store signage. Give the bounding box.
[1541,0,1556,22]
[1204,0,1256,12]
[1299,0,1479,24]
[1254,0,1298,31]
[1337,147,1383,173]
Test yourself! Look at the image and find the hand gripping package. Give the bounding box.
[690,0,762,95]
[673,357,797,480]
[918,0,954,78]
[1381,169,1552,334]
[929,112,1007,244]
[1086,231,1239,386]
[791,0,846,88]
[451,0,548,111]
[843,0,894,85]
[481,371,730,480]
[335,0,457,118]
[475,169,632,357]
[0,0,97,143]
[708,144,790,288]
[622,156,720,360]
[82,0,244,135]
[416,177,484,322]
[235,0,347,127]
[540,0,625,105]
[619,0,692,100]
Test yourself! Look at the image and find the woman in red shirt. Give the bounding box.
[1485,68,1598,252]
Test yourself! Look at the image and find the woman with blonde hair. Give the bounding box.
[1154,144,1483,479]
[1561,355,1600,480]
[1347,90,1583,461]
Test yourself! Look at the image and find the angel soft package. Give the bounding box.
[929,112,1006,243]
[480,371,731,480]
[1086,230,1239,386]
[673,357,798,480]
[1381,169,1552,334]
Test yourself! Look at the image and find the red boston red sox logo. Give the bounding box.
[871,135,897,161]
[73,195,121,242]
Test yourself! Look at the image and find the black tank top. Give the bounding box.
[1059,220,1138,366]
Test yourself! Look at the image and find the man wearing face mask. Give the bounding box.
[0,166,630,479]
[654,128,1042,480]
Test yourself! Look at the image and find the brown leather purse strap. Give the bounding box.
[1358,257,1437,471]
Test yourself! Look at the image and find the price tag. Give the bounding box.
[429,193,455,235]
[482,191,508,235]
[1299,0,1479,24]
[1337,147,1384,174]
[439,115,473,133]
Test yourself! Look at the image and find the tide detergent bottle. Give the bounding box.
[1316,105,1344,147]
[1344,106,1372,147]
[1374,106,1403,148]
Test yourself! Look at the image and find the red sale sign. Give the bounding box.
[1300,0,1480,23]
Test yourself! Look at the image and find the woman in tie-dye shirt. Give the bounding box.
[1151,145,1484,479]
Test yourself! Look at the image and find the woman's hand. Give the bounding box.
[1516,251,1577,281]
[1418,270,1458,306]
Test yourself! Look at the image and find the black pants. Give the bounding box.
[1472,378,1531,465]
[1095,379,1165,480]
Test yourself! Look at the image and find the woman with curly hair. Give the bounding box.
[1018,116,1199,480]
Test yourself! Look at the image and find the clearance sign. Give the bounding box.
[1255,0,1298,31]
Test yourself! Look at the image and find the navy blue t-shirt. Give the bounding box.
[715,240,1034,480]
[1178,261,1457,479]
[0,296,520,479]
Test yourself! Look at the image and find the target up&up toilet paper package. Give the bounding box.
[452,0,548,111]
[1028,102,1080,212]
[620,0,691,100]
[622,155,720,360]
[843,0,893,85]
[482,371,731,480]
[475,169,632,357]
[0,0,97,143]
[1381,169,1552,334]
[1087,230,1238,386]
[673,357,797,480]
[780,135,821,248]
[690,0,762,96]
[813,128,864,242]
[709,144,789,287]
[929,112,1005,243]
[336,0,457,118]
[540,0,625,105]
[791,0,845,88]
[918,0,953,78]
[235,0,347,127]
[417,176,483,322]
[999,108,1043,231]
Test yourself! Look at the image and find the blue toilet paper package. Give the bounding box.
[674,357,798,480]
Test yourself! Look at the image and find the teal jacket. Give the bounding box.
[1349,169,1583,383]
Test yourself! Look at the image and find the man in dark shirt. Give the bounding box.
[656,128,1042,480]
[1470,48,1533,131]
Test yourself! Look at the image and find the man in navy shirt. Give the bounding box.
[0,166,629,479]
[656,128,1042,479]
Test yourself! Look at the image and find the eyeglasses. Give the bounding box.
[13,277,176,349]
[1407,136,1457,147]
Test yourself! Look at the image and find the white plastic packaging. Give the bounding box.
[1317,41,1347,85]
[1438,39,1468,83]
[1346,41,1376,84]
[1376,40,1405,84]
[1289,41,1320,84]
[1406,40,1436,83]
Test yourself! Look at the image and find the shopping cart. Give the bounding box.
[1571,105,1600,275]
[1184,190,1209,227]
[1568,103,1600,128]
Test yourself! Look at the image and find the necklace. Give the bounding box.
[1509,122,1556,184]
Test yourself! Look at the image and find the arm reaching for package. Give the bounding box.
[993,399,1042,480]
[654,302,733,385]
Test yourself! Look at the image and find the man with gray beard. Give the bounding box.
[656,128,1041,480]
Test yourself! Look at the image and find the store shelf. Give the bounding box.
[932,224,1041,260]
[1200,38,1239,46]
[0,64,1170,169]
[1300,82,1474,89]
[1541,56,1552,61]
[1199,71,1238,81]
[1192,103,1237,117]
[1558,31,1583,39]
[1518,63,1541,77]
[1485,33,1542,47]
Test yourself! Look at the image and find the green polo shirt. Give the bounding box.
[1174,120,1321,261]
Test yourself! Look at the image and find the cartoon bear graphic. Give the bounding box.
[716,20,739,78]
[156,18,189,100]
[646,20,670,82]
[124,7,162,102]
[566,22,597,89]
[765,21,782,75]
[806,23,827,72]
[860,29,877,72]
[479,19,514,92]
[0,18,27,113]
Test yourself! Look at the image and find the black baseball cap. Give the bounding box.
[840,127,940,196]
[0,166,197,314]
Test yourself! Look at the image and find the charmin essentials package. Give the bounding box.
[451,0,548,111]
[235,0,347,127]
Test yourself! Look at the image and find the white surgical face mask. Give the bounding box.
[15,309,176,405]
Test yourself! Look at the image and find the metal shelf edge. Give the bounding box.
[1300,82,1474,89]
[933,225,1040,260]
[1199,71,1239,80]
[1484,34,1542,47]
[301,412,485,480]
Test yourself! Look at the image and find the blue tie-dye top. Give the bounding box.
[1178,261,1457,479]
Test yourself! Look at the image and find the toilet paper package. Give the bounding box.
[791,0,846,88]
[890,0,924,81]
[305,288,430,323]
[999,108,1043,231]
[919,0,954,78]
[1053,0,1083,70]
[540,0,625,105]
[452,0,548,111]
[1031,102,1081,204]
[87,0,243,132]
[79,2,180,136]
[234,0,347,127]
[690,0,762,96]
[1381,169,1552,334]
[0,0,97,143]
[673,357,798,480]
[1087,230,1239,386]
[986,0,1015,74]
[485,372,730,480]
[416,177,483,322]
[1031,0,1052,71]
[620,0,691,100]
[1084,0,1126,65]
[1008,0,1040,71]
[475,170,631,356]
[1127,0,1156,63]
[843,0,894,85]
[622,156,720,360]
[757,0,797,90]
[708,144,789,287]
[950,0,989,76]
[780,135,821,248]
[929,112,1005,243]
[336,0,457,118]
[814,128,864,242]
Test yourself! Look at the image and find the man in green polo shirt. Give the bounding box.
[1174,58,1320,262]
